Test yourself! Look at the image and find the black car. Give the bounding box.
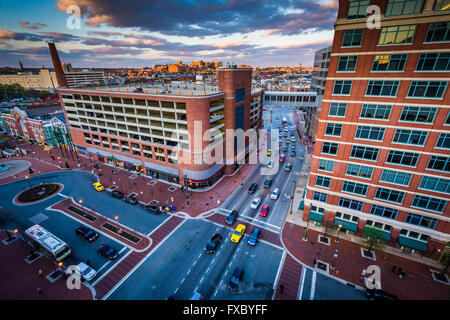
[97,244,119,260]
[226,210,238,225]
[123,196,137,205]
[247,183,258,194]
[229,267,244,293]
[364,288,398,301]
[204,233,222,254]
[111,190,124,198]
[75,226,98,242]
[146,204,162,215]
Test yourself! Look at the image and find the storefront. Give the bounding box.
[145,161,180,184]
[183,164,225,189]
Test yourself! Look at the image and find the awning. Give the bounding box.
[398,236,428,253]
[299,200,304,210]
[334,218,358,232]
[309,211,323,223]
[363,226,390,242]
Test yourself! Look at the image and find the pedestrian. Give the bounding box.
[38,269,43,277]
[279,284,284,294]
[36,288,42,294]
[392,264,397,273]
[397,267,403,276]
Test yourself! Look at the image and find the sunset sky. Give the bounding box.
[0,0,337,68]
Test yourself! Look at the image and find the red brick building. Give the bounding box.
[303,0,450,260]
[57,67,264,189]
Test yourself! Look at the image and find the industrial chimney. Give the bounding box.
[48,42,69,88]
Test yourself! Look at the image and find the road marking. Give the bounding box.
[309,271,317,300]
[206,267,210,273]
[211,258,215,264]
[181,277,185,284]
[187,269,191,275]
[194,286,198,292]
[193,260,197,267]
[92,249,132,287]
[198,253,202,259]
[174,287,179,294]
[96,260,112,274]
[271,250,286,299]
[298,267,307,300]
[200,276,205,283]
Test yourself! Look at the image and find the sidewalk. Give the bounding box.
[0,231,93,300]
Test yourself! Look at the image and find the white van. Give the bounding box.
[270,188,279,200]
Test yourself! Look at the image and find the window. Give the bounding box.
[346,163,374,179]
[337,56,358,71]
[366,80,399,96]
[333,80,352,95]
[366,220,393,232]
[313,191,328,203]
[378,25,416,45]
[385,0,424,16]
[342,181,369,196]
[342,29,364,46]
[370,204,399,219]
[427,155,450,172]
[399,106,437,123]
[325,123,343,136]
[405,213,438,229]
[434,0,450,11]
[316,175,331,188]
[355,125,385,141]
[375,187,405,204]
[322,142,339,155]
[416,52,450,71]
[411,195,447,213]
[311,206,325,214]
[318,159,335,172]
[347,0,370,19]
[400,229,430,241]
[328,102,347,117]
[419,176,450,194]
[380,169,412,186]
[436,133,450,149]
[335,212,359,222]
[372,54,407,71]
[407,81,447,98]
[350,145,379,161]
[425,22,450,42]
[392,129,428,146]
[446,112,450,125]
[386,150,419,167]
[360,104,392,119]
[338,197,364,211]
[235,88,245,103]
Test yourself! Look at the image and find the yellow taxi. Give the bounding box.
[93,182,104,191]
[231,224,246,243]
[267,149,272,156]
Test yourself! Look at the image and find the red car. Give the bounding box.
[279,154,285,162]
[259,204,269,217]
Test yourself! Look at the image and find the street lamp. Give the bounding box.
[331,249,338,270]
[78,199,83,205]
[25,175,32,189]
[336,224,342,243]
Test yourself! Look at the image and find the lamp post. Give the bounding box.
[25,175,32,189]
[331,249,338,269]
[303,218,310,241]
[336,224,342,243]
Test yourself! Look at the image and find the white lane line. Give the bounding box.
[271,250,286,300]
[174,287,179,294]
[187,269,191,275]
[96,260,112,274]
[92,249,132,287]
[198,253,202,259]
[200,276,205,283]
[211,258,215,264]
[206,267,210,273]
[298,267,307,300]
[181,277,185,284]
[309,271,317,301]
[194,286,198,292]
[192,260,197,267]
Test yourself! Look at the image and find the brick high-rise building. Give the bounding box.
[303,0,450,259]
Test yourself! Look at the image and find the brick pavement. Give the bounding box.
[273,255,303,300]
[0,231,93,300]
[282,222,450,300]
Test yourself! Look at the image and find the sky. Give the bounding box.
[0,0,337,68]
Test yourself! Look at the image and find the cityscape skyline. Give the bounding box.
[0,0,337,68]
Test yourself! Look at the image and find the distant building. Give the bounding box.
[64,70,105,87]
[0,69,58,89]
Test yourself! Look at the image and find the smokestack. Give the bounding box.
[48,42,69,88]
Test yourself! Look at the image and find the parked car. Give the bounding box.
[111,190,124,198]
[267,160,274,168]
[248,228,260,246]
[247,183,258,194]
[226,210,238,224]
[204,233,222,254]
[65,262,97,281]
[93,182,104,191]
[123,196,137,205]
[229,267,244,293]
[75,226,98,242]
[263,178,272,188]
[364,288,398,301]
[285,163,292,172]
[259,204,269,217]
[146,204,162,215]
[270,188,280,200]
[250,197,261,209]
[97,244,119,260]
[230,224,246,243]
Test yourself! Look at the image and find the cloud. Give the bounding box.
[19,20,47,30]
[87,31,123,37]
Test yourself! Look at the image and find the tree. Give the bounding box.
[363,226,387,254]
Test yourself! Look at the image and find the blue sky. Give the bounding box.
[0,0,337,68]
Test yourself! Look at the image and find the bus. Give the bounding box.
[282,116,287,125]
[25,225,71,261]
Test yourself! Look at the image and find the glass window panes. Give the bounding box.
[337,56,358,71]
[411,195,447,212]
[342,181,369,196]
[370,204,399,219]
[325,123,343,136]
[378,25,416,45]
[372,54,407,71]
[427,155,450,172]
[346,163,374,179]
[360,104,392,119]
[434,0,450,11]
[355,125,385,141]
[425,22,450,42]
[313,191,328,202]
[318,159,335,172]
[399,106,437,123]
[350,145,379,161]
[416,52,450,71]
[338,197,364,211]
[385,0,424,16]
[316,175,331,188]
[380,169,412,186]
[342,29,364,46]
[393,129,428,145]
[375,187,405,203]
[386,150,419,167]
[333,80,353,95]
[348,0,370,19]
[407,81,447,98]
[366,80,399,96]
[419,176,450,193]
[436,133,450,149]
[329,102,347,117]
[322,142,339,155]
